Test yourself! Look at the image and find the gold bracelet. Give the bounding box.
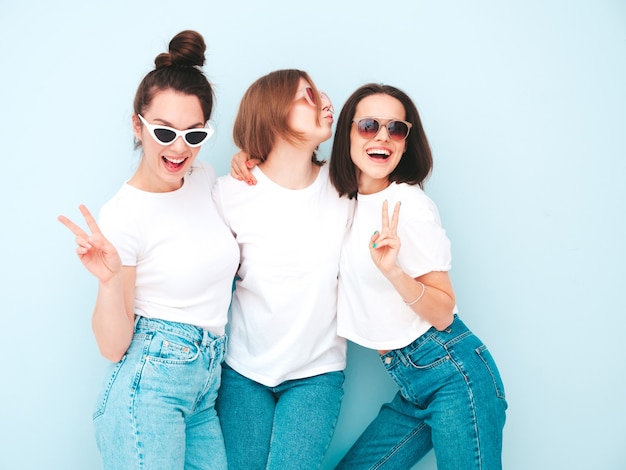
[404,282,426,306]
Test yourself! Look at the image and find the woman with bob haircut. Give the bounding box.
[330,83,508,469]
[212,69,353,470]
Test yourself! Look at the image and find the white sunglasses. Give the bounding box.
[138,114,214,147]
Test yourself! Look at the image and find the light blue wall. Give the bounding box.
[1,1,624,468]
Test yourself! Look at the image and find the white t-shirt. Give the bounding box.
[212,164,353,387]
[338,182,453,351]
[98,160,239,334]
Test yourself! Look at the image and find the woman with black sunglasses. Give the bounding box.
[58,30,239,469]
[212,69,353,470]
[329,84,508,469]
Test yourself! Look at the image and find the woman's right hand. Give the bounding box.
[230,150,260,185]
[58,204,122,284]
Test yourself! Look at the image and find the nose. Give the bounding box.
[169,134,189,150]
[321,93,334,113]
[374,124,390,141]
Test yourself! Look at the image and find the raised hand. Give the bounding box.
[58,205,122,283]
[369,200,401,277]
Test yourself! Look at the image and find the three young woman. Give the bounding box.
[59,31,238,469]
[61,30,506,468]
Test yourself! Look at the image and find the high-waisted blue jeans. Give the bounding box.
[337,315,507,470]
[216,365,344,470]
[93,317,227,470]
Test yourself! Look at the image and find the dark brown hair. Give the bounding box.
[133,30,214,123]
[329,84,433,199]
[233,69,324,165]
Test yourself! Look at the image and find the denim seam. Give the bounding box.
[371,421,429,470]
[445,347,483,470]
[130,332,153,467]
[475,345,506,400]
[194,340,224,411]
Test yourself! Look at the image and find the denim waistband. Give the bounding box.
[134,316,224,346]
[400,314,471,353]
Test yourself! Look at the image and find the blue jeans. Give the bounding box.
[93,317,227,470]
[215,365,344,470]
[337,315,507,470]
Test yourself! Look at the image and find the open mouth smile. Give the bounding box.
[366,148,391,160]
[162,155,188,171]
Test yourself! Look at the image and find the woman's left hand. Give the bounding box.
[230,150,259,185]
[369,200,401,277]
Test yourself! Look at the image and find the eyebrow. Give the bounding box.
[151,118,205,129]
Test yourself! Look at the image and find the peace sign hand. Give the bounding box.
[369,200,401,278]
[58,205,122,283]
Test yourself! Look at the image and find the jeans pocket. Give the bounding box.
[146,331,200,365]
[475,344,506,399]
[404,338,450,369]
[93,355,127,420]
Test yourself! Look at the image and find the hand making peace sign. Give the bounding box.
[369,200,402,277]
[57,205,122,283]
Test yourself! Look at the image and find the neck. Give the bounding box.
[260,138,320,189]
[357,172,391,195]
[128,160,183,193]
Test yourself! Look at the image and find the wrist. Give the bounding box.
[384,264,405,282]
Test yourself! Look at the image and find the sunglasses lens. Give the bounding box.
[387,121,409,140]
[153,128,177,144]
[185,131,209,146]
[305,87,316,105]
[356,119,380,138]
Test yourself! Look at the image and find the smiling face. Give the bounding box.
[131,89,206,192]
[349,93,408,195]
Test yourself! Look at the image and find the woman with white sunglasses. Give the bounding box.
[58,30,238,469]
[212,69,353,470]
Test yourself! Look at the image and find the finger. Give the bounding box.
[231,152,257,185]
[58,215,88,238]
[78,205,103,236]
[381,200,389,232]
[76,245,91,256]
[390,201,401,235]
[246,156,262,168]
[370,237,400,250]
[369,231,380,248]
[231,157,250,180]
[230,161,244,180]
[74,233,93,249]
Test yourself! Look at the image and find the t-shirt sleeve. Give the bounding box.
[398,195,452,278]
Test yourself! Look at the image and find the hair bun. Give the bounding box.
[154,30,206,69]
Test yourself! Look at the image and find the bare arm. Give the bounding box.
[58,205,135,361]
[370,201,455,331]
